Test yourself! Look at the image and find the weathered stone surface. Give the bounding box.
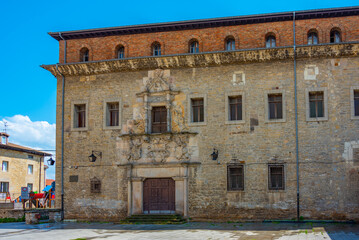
[49,44,359,221]
[41,44,359,77]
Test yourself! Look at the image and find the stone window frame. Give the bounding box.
[71,100,89,131]
[225,91,245,125]
[187,93,207,127]
[227,164,245,192]
[305,87,328,122]
[267,163,286,192]
[103,98,122,130]
[264,90,286,123]
[350,86,359,120]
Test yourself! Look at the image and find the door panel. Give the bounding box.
[143,178,175,213]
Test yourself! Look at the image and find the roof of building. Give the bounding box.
[0,142,52,156]
[49,6,359,41]
[46,179,55,186]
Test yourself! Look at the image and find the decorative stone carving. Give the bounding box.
[118,133,197,164]
[143,69,171,93]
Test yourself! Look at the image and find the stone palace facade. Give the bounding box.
[42,6,359,221]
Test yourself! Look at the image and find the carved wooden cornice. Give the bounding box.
[41,43,359,77]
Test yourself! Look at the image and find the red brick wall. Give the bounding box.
[59,16,359,63]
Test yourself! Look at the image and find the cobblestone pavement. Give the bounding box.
[0,222,358,240]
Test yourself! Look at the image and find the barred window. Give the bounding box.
[268,165,284,190]
[229,96,242,121]
[227,165,244,191]
[309,92,324,118]
[191,98,204,122]
[268,94,283,119]
[90,178,101,193]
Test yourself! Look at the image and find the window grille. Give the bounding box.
[90,177,101,193]
[227,165,244,191]
[268,165,284,190]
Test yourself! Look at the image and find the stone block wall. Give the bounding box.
[52,44,359,221]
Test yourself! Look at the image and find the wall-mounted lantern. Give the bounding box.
[88,151,102,162]
[47,157,55,166]
[211,148,219,161]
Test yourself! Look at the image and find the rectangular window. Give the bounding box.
[151,106,167,133]
[28,155,33,159]
[227,165,244,191]
[27,183,33,192]
[191,99,204,122]
[28,165,33,174]
[268,94,283,119]
[0,182,9,192]
[106,102,119,126]
[309,92,324,118]
[268,165,285,190]
[229,96,242,121]
[354,90,359,116]
[74,104,86,128]
[2,161,8,172]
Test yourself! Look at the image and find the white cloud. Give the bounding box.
[0,115,56,179]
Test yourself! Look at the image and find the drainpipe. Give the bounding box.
[39,156,42,192]
[293,12,300,222]
[57,32,66,220]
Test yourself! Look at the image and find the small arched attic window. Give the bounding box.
[116,45,125,59]
[265,34,276,48]
[330,29,341,43]
[225,36,235,51]
[307,30,318,45]
[189,39,199,53]
[152,42,161,56]
[80,47,89,62]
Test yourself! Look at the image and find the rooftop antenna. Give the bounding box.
[3,121,8,133]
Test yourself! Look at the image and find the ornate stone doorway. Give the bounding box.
[143,178,175,214]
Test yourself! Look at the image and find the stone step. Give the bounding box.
[122,214,186,224]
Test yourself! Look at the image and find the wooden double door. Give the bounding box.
[143,178,175,214]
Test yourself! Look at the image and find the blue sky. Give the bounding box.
[1,0,358,180]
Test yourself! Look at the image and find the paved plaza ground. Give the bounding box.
[0,221,358,240]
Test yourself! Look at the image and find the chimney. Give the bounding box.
[0,132,9,145]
